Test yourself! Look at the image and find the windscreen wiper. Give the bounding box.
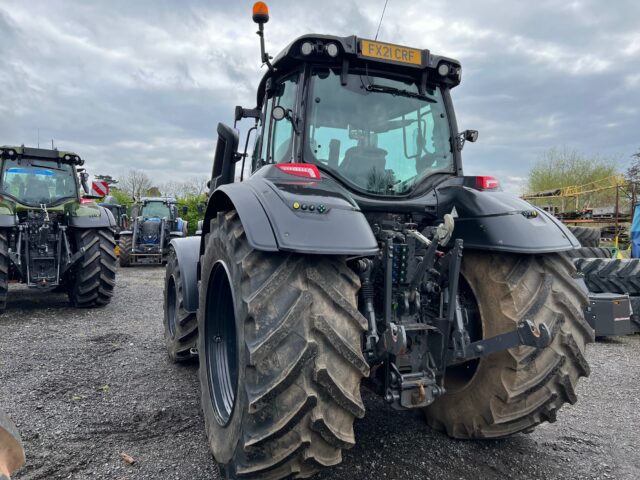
[364,83,436,103]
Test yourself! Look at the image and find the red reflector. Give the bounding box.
[80,198,95,204]
[276,163,321,179]
[475,175,499,190]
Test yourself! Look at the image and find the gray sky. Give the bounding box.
[1,0,638,193]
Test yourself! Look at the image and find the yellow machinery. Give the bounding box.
[522,175,629,248]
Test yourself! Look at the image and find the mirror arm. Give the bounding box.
[240,124,258,181]
[288,110,300,135]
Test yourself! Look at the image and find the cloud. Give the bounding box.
[0,0,638,188]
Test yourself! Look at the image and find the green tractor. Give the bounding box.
[0,146,117,312]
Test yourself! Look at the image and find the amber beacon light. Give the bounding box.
[252,2,269,23]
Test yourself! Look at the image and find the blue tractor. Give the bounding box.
[119,197,187,266]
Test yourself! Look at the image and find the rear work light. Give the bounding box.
[475,175,500,190]
[275,163,321,179]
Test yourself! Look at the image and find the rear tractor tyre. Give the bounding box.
[198,210,369,480]
[563,246,615,259]
[119,235,133,267]
[68,229,117,308]
[568,226,601,248]
[425,252,593,438]
[163,249,198,362]
[0,230,8,313]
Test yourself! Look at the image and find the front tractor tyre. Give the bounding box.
[425,252,593,439]
[163,249,198,362]
[119,235,133,267]
[68,229,117,308]
[198,211,369,480]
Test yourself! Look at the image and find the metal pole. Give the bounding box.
[614,185,619,248]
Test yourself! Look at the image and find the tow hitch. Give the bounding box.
[446,319,552,366]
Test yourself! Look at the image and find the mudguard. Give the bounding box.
[203,165,378,256]
[170,236,201,313]
[436,184,580,253]
[68,205,116,229]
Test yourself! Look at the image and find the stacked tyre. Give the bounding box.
[568,226,601,248]
[575,257,640,333]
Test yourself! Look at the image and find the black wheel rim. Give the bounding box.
[166,275,177,338]
[205,262,238,426]
[446,275,482,392]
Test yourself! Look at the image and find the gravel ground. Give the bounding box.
[1,266,639,480]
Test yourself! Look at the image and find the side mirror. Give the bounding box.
[210,123,240,191]
[272,105,287,121]
[271,106,299,133]
[182,206,188,216]
[197,204,205,215]
[235,106,262,122]
[463,130,479,142]
[80,172,90,194]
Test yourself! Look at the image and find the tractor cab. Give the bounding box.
[249,35,468,198]
[0,146,83,208]
[99,195,128,238]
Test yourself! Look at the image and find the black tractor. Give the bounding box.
[163,4,593,479]
[98,195,128,240]
[0,146,117,311]
[119,197,187,266]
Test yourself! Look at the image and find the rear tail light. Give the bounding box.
[474,176,500,190]
[80,198,95,204]
[275,163,321,180]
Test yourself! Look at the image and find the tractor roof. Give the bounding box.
[0,145,84,166]
[140,197,176,204]
[257,34,462,107]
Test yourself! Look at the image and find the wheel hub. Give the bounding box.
[205,262,238,426]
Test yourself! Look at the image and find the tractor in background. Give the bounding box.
[0,146,117,311]
[98,195,128,240]
[119,197,187,266]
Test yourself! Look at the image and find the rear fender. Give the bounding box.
[436,183,580,253]
[202,165,378,256]
[67,206,116,229]
[170,236,201,313]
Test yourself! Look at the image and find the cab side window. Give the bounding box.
[266,74,299,164]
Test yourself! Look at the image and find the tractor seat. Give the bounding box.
[340,146,387,188]
[26,178,50,202]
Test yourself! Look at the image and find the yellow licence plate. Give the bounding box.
[360,39,422,66]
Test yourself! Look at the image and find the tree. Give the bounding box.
[119,170,152,201]
[145,186,162,197]
[160,177,209,198]
[527,147,620,210]
[185,177,209,197]
[177,193,208,235]
[626,148,640,184]
[109,187,133,207]
[94,174,118,186]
